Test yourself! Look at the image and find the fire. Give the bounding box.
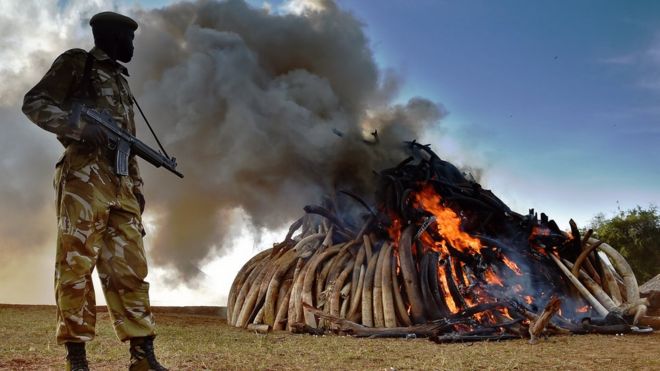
[530,225,550,238]
[483,268,504,287]
[414,186,483,255]
[501,255,523,276]
[500,307,513,320]
[438,268,459,313]
[387,216,402,243]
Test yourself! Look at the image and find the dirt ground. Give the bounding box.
[0,304,658,370]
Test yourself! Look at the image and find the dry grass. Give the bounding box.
[0,304,658,370]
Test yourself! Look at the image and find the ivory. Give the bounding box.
[550,254,608,317]
[247,323,270,334]
[391,254,412,326]
[563,259,617,311]
[588,238,640,307]
[599,257,623,306]
[227,248,272,325]
[236,258,274,328]
[363,234,373,261]
[399,225,426,323]
[275,278,293,321]
[349,245,366,312]
[380,243,397,328]
[263,249,298,326]
[253,305,265,324]
[347,264,365,322]
[288,256,310,331]
[302,245,343,328]
[361,244,380,327]
[420,253,443,320]
[322,247,353,318]
[231,254,271,326]
[571,240,601,278]
[273,278,294,330]
[372,242,389,327]
[282,257,305,329]
[331,258,356,318]
[317,242,353,302]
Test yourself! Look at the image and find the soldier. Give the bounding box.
[22,11,167,371]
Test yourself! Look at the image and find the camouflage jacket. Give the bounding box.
[22,46,143,194]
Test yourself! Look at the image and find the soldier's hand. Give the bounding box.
[80,123,107,147]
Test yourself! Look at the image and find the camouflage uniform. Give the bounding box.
[23,46,156,345]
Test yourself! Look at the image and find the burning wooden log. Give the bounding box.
[228,144,654,339]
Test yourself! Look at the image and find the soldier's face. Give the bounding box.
[116,30,135,63]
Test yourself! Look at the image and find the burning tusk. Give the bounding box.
[550,253,608,317]
[563,259,617,311]
[391,253,412,326]
[420,252,443,320]
[571,240,602,278]
[399,225,426,323]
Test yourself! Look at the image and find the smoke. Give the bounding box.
[125,0,445,280]
[0,0,445,284]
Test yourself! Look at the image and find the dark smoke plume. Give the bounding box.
[125,0,445,280]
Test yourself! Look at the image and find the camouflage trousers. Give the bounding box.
[53,147,155,344]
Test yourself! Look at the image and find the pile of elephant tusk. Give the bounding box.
[228,143,658,342]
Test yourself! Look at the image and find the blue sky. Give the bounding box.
[345,0,660,224]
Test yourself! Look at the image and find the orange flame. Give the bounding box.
[500,307,513,320]
[414,186,483,255]
[501,255,523,276]
[438,267,459,313]
[387,216,402,243]
[484,268,504,287]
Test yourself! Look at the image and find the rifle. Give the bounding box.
[69,102,184,178]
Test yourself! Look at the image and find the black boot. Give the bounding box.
[65,342,89,371]
[129,336,168,371]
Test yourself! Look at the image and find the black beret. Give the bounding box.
[89,11,138,31]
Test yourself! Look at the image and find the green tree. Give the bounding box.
[590,205,660,283]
